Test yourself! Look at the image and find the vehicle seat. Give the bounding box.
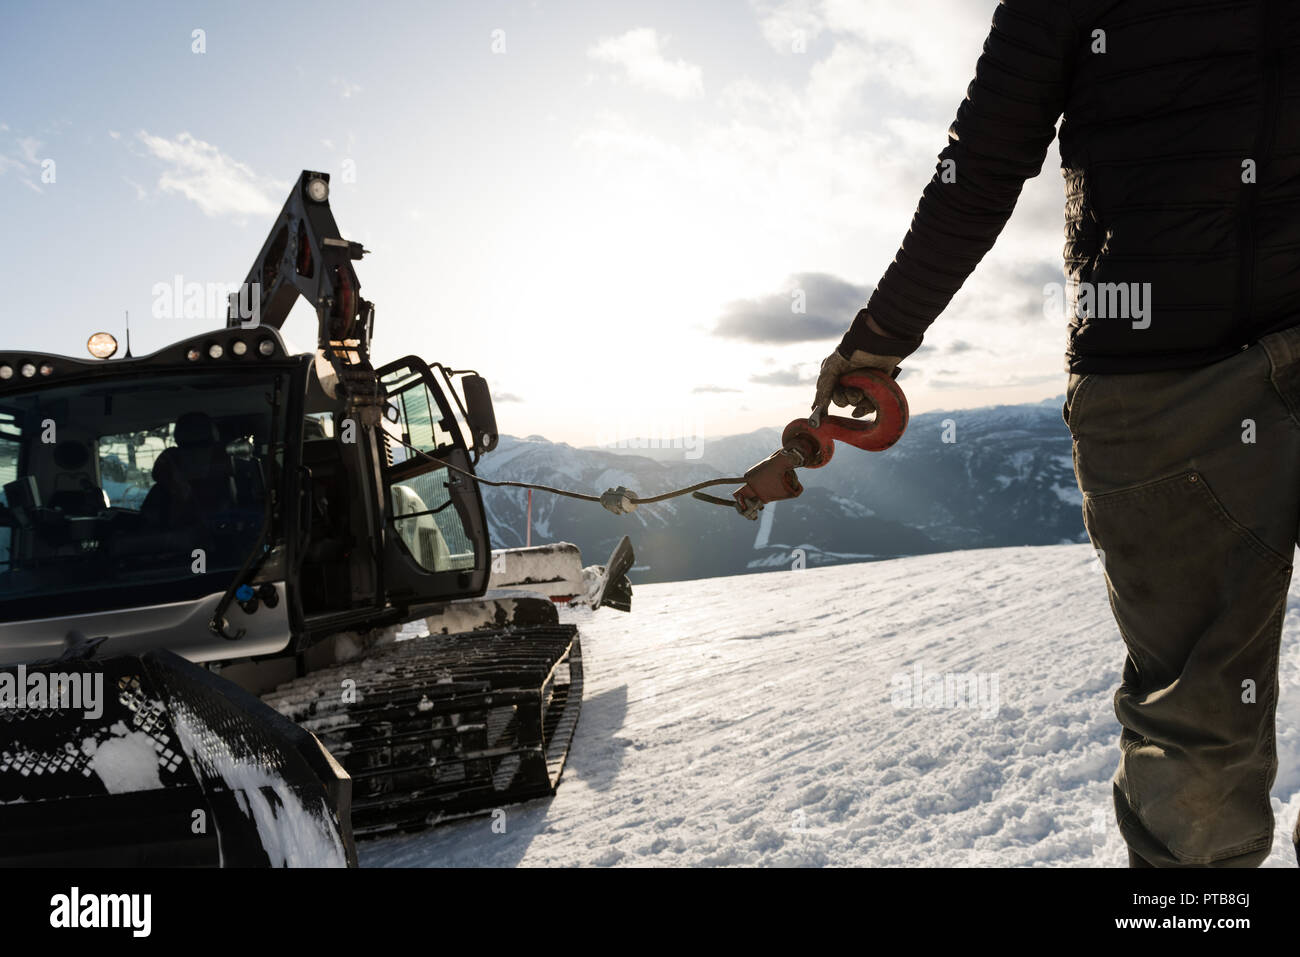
[143,412,237,527]
[48,441,107,515]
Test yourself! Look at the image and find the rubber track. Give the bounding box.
[261,623,583,837]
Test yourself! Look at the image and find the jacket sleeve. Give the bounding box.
[840,0,1078,359]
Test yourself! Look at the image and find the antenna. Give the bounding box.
[124,310,133,358]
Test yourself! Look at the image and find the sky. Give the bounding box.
[0,0,1072,447]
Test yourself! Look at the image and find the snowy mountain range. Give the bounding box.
[476,397,1087,582]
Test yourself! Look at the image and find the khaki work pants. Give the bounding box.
[1066,327,1300,867]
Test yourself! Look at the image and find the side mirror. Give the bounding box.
[462,375,499,455]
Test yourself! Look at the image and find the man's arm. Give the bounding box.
[838,0,1079,361]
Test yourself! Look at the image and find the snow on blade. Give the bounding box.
[83,723,163,795]
[362,544,1300,868]
[169,706,348,868]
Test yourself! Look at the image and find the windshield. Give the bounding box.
[0,371,286,620]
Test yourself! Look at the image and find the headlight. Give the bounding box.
[87,332,118,359]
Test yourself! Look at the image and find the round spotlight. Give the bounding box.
[231,339,248,356]
[20,363,36,378]
[306,177,329,203]
[39,363,53,377]
[186,348,202,362]
[0,365,12,380]
[257,338,276,356]
[87,332,118,359]
[208,343,224,359]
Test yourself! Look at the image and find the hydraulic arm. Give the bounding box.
[226,170,382,425]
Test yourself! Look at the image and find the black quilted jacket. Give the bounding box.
[839,0,1300,374]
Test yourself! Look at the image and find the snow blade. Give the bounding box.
[486,538,635,613]
[488,542,587,601]
[0,650,356,867]
[262,621,585,837]
[588,535,634,613]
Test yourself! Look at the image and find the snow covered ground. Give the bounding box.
[362,544,1300,868]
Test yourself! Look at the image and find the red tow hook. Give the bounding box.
[713,369,909,520]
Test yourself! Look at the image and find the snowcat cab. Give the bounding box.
[0,330,493,662]
[0,171,632,863]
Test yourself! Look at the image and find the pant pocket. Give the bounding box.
[1085,470,1290,863]
[1062,372,1094,436]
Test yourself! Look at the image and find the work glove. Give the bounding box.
[810,348,901,423]
[810,310,917,425]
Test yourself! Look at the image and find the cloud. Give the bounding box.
[17,137,41,165]
[570,2,1067,419]
[136,131,284,219]
[814,0,994,102]
[0,133,46,192]
[588,28,704,99]
[929,371,1063,391]
[692,385,742,394]
[714,272,869,344]
[1006,372,1063,387]
[945,258,1068,328]
[494,392,524,403]
[1010,259,1067,289]
[755,0,825,54]
[332,77,362,99]
[750,366,816,387]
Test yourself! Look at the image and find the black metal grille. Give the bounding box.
[0,659,191,803]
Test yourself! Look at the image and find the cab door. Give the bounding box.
[375,357,491,609]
